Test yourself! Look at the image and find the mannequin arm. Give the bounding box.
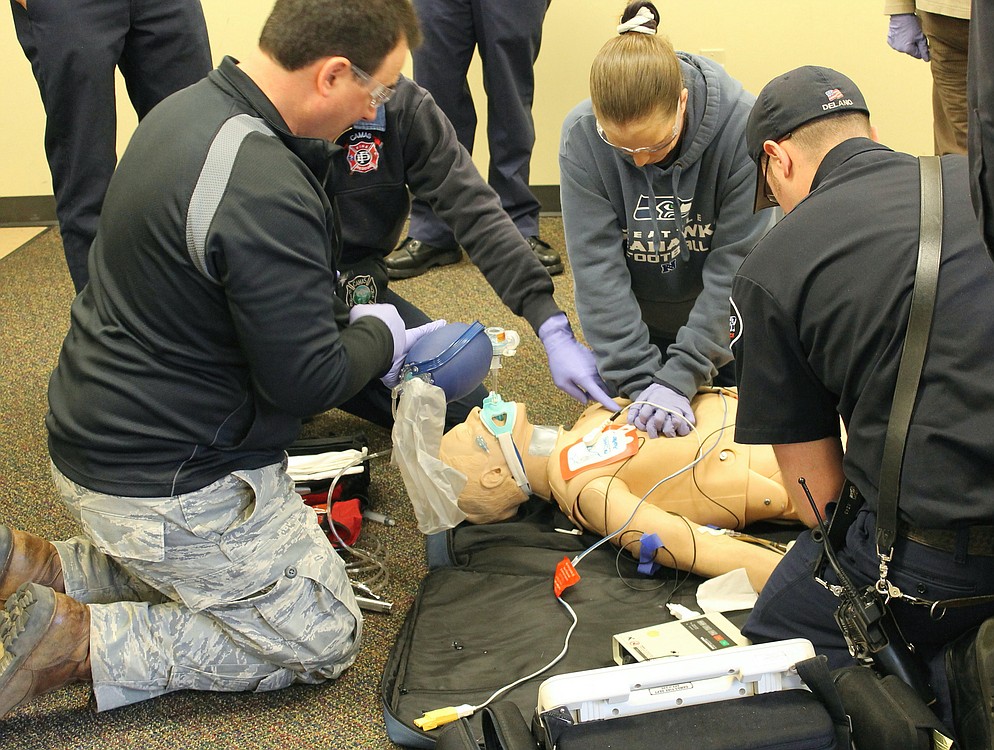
[772,438,845,528]
[572,475,785,592]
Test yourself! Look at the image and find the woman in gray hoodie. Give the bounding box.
[560,1,774,439]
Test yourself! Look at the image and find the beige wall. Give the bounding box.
[2,0,934,199]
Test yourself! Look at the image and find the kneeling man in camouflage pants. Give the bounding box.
[0,0,426,717]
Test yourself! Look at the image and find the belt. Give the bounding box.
[901,524,994,557]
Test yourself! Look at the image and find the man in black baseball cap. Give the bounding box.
[730,63,994,741]
[746,65,870,212]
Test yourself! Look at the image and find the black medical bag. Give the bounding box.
[381,500,842,750]
[436,688,841,750]
[287,433,372,546]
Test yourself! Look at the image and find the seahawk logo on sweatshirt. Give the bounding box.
[633,193,693,222]
[627,194,715,265]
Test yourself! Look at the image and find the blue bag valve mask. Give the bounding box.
[401,321,492,403]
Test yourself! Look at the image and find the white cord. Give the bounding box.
[318,447,394,593]
[472,595,579,713]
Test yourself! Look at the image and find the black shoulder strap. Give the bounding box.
[482,702,539,750]
[434,703,539,750]
[796,656,853,749]
[435,718,483,750]
[876,156,943,554]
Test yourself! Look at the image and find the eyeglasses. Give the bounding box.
[761,155,779,206]
[760,134,791,207]
[351,63,395,108]
[595,99,684,155]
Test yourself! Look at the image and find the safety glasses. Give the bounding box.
[595,98,684,155]
[351,64,395,108]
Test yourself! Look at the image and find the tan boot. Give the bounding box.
[0,583,90,718]
[0,527,64,605]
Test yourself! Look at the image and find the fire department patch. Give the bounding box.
[347,141,379,173]
[345,274,378,305]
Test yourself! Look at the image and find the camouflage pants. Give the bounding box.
[50,461,363,711]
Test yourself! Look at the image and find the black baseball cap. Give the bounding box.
[747,66,870,212]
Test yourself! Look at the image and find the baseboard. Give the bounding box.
[0,187,561,228]
[0,195,57,228]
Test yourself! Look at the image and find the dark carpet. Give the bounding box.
[0,217,586,749]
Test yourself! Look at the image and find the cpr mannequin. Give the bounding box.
[438,389,800,592]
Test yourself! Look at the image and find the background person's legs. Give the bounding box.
[10,0,130,291]
[9,0,211,293]
[408,0,477,250]
[120,0,211,119]
[476,0,546,239]
[919,10,969,156]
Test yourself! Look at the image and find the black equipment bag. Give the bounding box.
[945,616,994,750]
[436,673,842,750]
[382,500,828,749]
[286,432,372,500]
[833,664,949,750]
[436,702,540,750]
[381,499,719,748]
[544,689,837,750]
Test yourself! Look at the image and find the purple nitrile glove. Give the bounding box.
[538,313,621,412]
[348,304,446,388]
[887,14,930,61]
[627,383,695,439]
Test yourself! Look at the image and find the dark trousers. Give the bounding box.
[969,0,994,258]
[408,0,547,248]
[744,508,994,726]
[11,0,211,292]
[336,287,488,432]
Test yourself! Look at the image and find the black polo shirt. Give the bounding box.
[730,138,994,527]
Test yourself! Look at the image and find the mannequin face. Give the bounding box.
[439,405,533,524]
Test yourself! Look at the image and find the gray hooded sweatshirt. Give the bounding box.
[560,53,775,400]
